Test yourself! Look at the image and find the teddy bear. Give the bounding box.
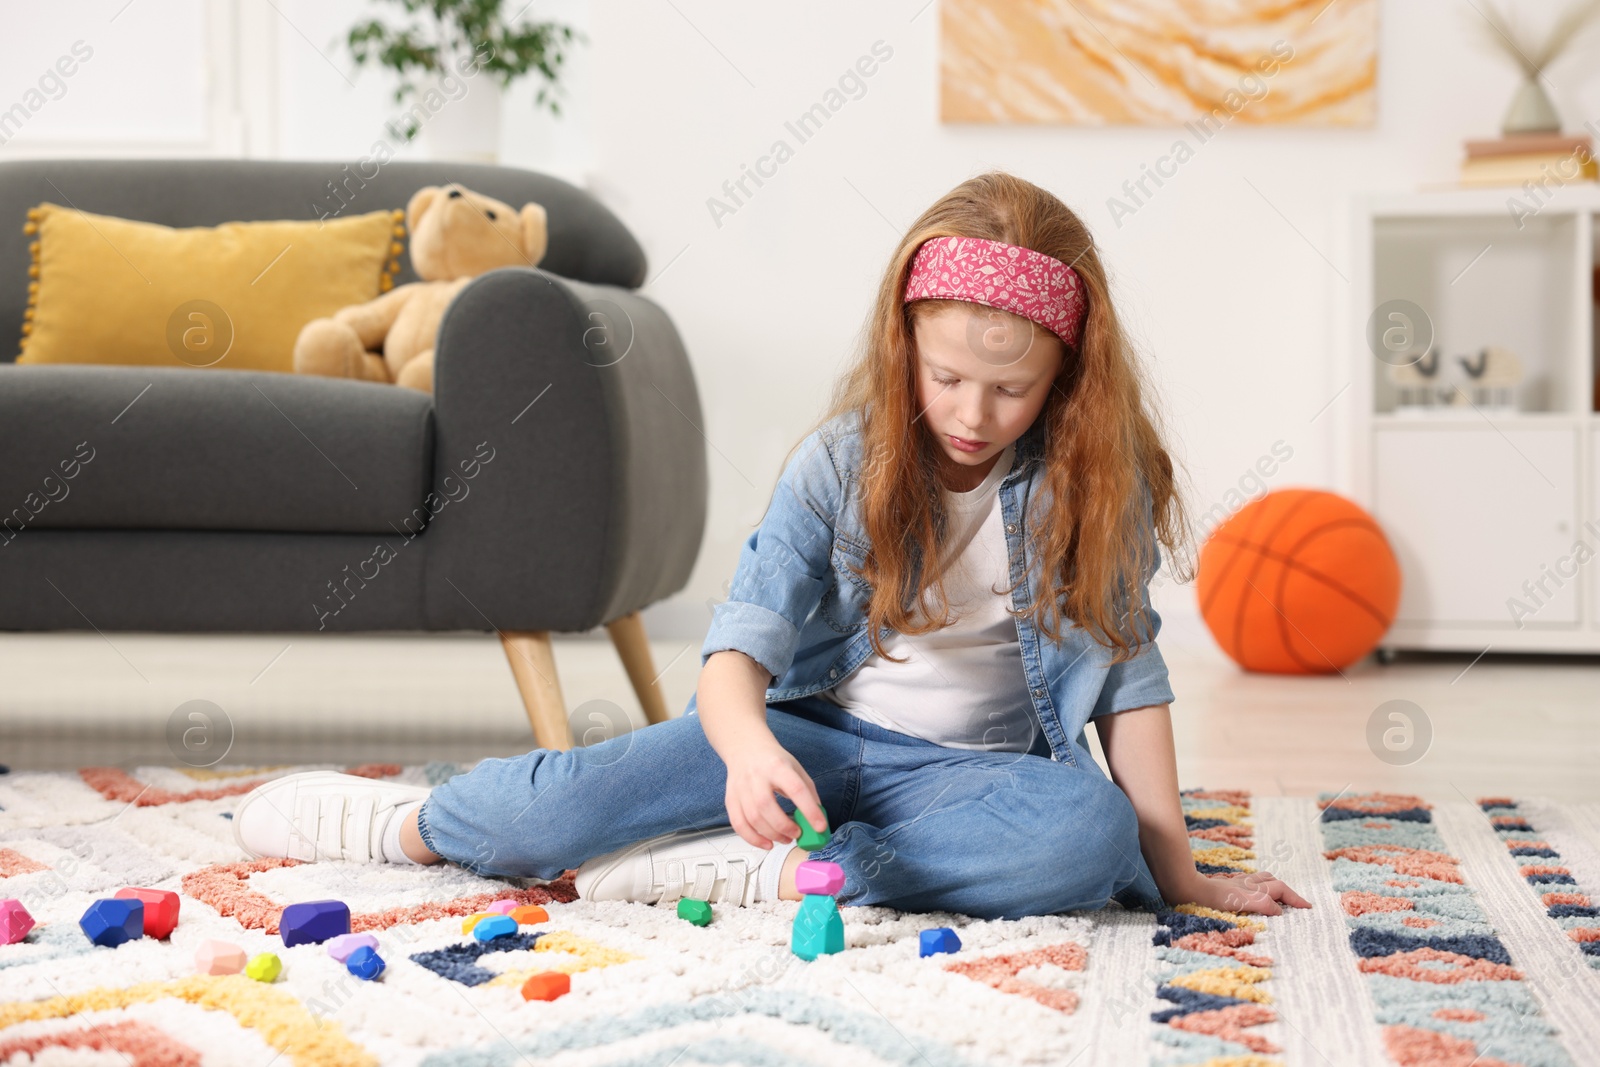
[293,183,548,392]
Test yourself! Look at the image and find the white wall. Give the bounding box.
[4,0,1592,642]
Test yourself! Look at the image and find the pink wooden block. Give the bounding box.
[794,860,845,896]
[194,939,247,975]
[1,899,35,945]
[486,899,519,915]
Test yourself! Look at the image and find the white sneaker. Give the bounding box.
[575,827,774,906]
[233,771,428,863]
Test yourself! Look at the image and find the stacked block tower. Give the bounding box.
[790,808,845,961]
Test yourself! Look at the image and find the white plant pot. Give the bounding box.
[415,68,504,163]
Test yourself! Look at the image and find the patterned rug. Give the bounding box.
[3,763,1600,1066]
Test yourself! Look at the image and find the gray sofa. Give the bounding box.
[0,159,708,750]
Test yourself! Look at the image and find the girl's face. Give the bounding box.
[912,302,1064,491]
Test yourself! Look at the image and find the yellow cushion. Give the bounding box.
[17,204,405,372]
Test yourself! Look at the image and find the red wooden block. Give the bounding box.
[115,888,180,940]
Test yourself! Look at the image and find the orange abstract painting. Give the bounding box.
[940,0,1376,125]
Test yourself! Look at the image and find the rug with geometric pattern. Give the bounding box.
[3,763,1600,1066]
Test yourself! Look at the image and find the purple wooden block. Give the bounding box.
[326,932,378,962]
[280,899,351,947]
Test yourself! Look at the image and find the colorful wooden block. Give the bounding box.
[194,939,247,975]
[0,899,35,945]
[80,898,143,947]
[486,899,519,915]
[919,927,962,957]
[245,952,282,982]
[520,971,571,1001]
[279,899,350,947]
[794,860,845,896]
[472,914,518,941]
[677,898,713,926]
[791,893,844,960]
[794,807,831,851]
[345,945,386,980]
[326,933,379,963]
[510,905,549,925]
[115,887,180,940]
[461,912,495,934]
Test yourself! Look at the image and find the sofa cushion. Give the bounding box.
[0,366,433,535]
[17,205,402,371]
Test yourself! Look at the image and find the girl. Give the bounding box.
[235,171,1310,921]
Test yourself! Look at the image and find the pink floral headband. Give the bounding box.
[903,236,1086,348]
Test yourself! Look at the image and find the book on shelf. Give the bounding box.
[1458,132,1597,187]
[1464,132,1592,159]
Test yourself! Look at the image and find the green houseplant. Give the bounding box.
[346,0,584,157]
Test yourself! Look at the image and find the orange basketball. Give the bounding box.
[1197,489,1401,674]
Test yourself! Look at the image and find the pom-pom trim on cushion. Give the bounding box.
[19,208,42,357]
[379,209,405,294]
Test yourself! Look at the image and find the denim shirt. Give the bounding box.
[688,408,1175,767]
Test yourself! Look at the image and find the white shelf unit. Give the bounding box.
[1352,188,1600,654]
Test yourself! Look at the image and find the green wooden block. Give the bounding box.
[791,893,844,961]
[677,898,713,927]
[794,807,831,851]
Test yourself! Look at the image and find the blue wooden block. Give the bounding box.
[280,899,351,947]
[80,898,144,947]
[919,927,961,957]
[346,945,386,980]
[791,894,844,961]
[472,914,518,942]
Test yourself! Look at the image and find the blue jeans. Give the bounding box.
[415,694,1166,920]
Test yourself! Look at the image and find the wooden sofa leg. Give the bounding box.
[500,631,575,750]
[605,610,672,725]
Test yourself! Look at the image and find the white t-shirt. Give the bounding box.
[819,441,1041,752]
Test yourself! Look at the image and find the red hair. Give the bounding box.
[780,171,1192,663]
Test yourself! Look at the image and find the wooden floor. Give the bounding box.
[1,626,1595,802]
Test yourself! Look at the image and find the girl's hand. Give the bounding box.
[1171,869,1311,916]
[723,740,827,850]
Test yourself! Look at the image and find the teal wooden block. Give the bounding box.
[791,893,844,960]
[677,898,712,926]
[794,807,831,851]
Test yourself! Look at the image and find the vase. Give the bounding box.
[1502,76,1561,136]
